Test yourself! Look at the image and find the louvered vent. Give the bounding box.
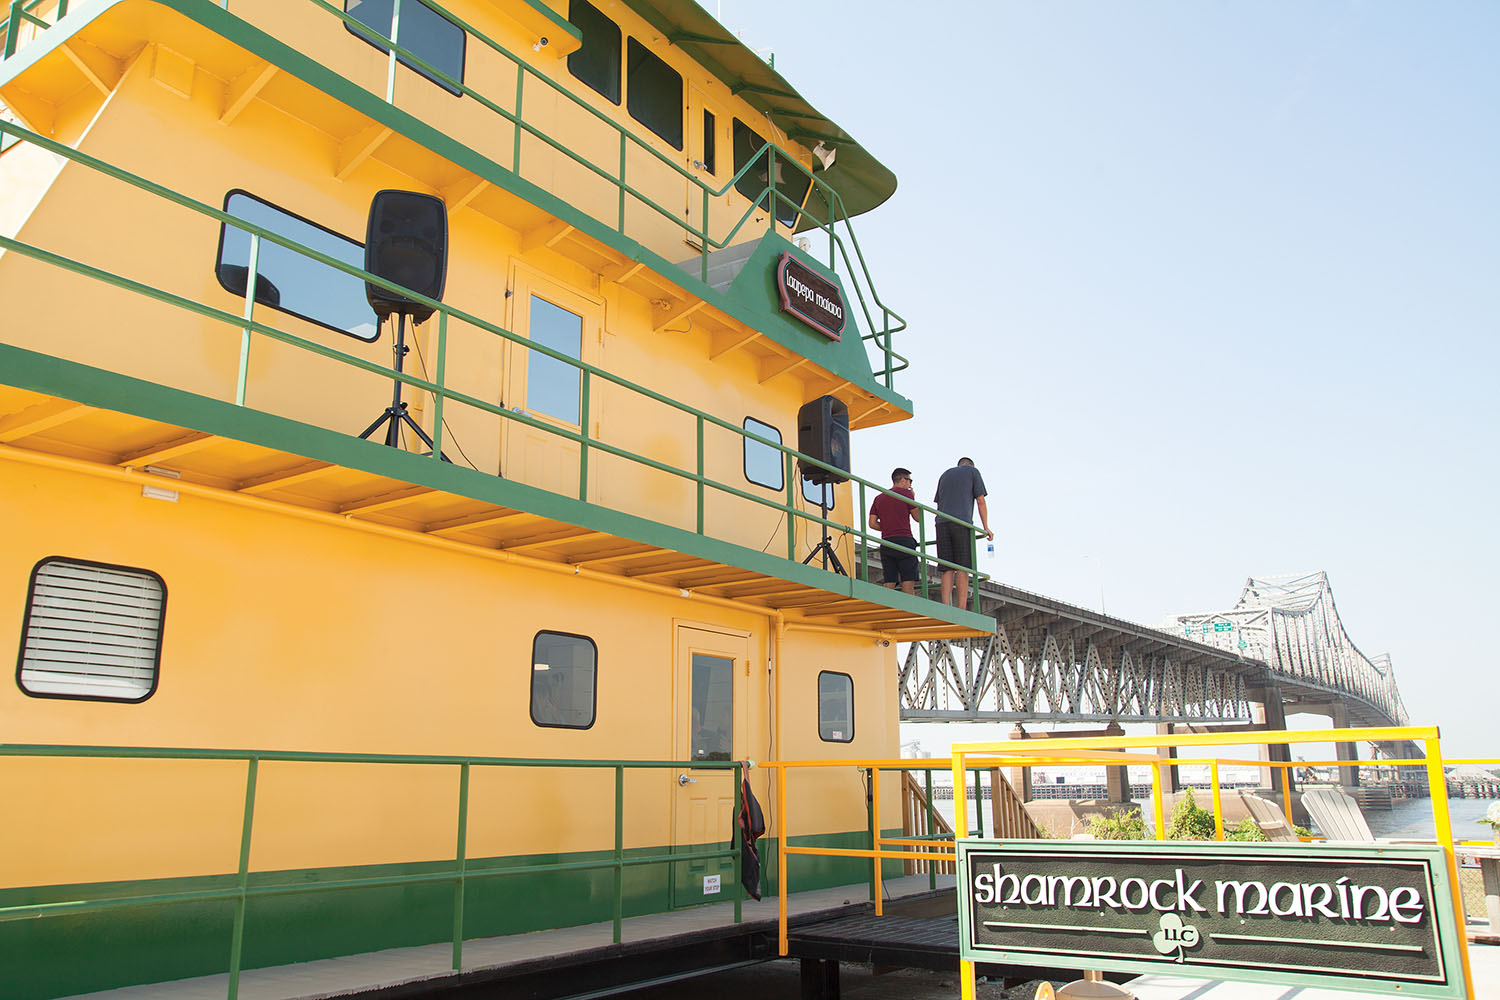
[18,559,164,701]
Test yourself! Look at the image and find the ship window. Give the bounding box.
[701,110,716,174]
[17,558,165,703]
[531,631,597,729]
[817,671,853,743]
[732,118,811,228]
[802,479,834,510]
[691,653,733,761]
[566,0,621,105]
[344,0,466,96]
[215,191,378,342]
[525,295,583,424]
[626,38,683,150]
[743,417,784,492]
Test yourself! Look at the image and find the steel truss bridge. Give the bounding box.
[898,571,1408,733]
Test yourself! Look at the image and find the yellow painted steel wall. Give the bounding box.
[0,459,894,888]
[0,17,846,554]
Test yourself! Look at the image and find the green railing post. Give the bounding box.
[617,132,627,231]
[784,453,797,561]
[765,147,777,235]
[384,0,403,104]
[857,482,867,583]
[695,415,705,534]
[4,2,21,59]
[227,757,259,1000]
[452,762,469,970]
[578,370,590,500]
[235,232,261,406]
[430,311,448,460]
[512,68,524,172]
[732,762,742,925]
[613,765,624,944]
[700,187,710,283]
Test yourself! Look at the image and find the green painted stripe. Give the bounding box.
[0,831,892,1000]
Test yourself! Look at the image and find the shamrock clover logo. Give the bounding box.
[1151,912,1201,963]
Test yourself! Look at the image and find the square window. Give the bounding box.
[17,558,165,702]
[345,0,466,96]
[743,417,784,491]
[531,631,597,729]
[817,671,853,743]
[215,191,378,341]
[566,0,621,104]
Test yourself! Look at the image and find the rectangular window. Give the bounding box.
[345,0,466,96]
[531,631,597,729]
[17,558,165,703]
[701,109,716,174]
[691,652,733,761]
[743,417,783,491]
[818,671,853,743]
[566,0,621,104]
[803,478,834,509]
[526,295,583,423]
[216,191,377,341]
[626,37,683,150]
[732,118,811,228]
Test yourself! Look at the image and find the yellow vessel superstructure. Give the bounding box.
[0,2,992,996]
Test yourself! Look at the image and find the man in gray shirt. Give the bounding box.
[933,457,993,609]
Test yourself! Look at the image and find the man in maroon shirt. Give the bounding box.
[868,467,921,594]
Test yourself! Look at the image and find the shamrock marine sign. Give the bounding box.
[956,840,1467,998]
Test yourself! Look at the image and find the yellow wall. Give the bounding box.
[0,458,892,887]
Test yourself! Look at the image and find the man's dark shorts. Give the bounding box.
[936,521,974,571]
[880,535,919,585]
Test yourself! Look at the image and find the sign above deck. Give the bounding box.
[956,841,1466,999]
[776,254,846,341]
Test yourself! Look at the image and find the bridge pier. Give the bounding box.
[1155,723,1180,795]
[1330,703,1361,787]
[1250,688,1296,795]
[1007,723,1132,804]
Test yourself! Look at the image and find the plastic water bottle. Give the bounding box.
[986,541,995,558]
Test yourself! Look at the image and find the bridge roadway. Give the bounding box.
[891,569,1409,762]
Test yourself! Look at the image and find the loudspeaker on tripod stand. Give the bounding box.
[797,395,850,485]
[365,190,448,323]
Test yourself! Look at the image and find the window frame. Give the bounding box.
[742,416,784,492]
[529,629,598,730]
[16,556,166,704]
[214,189,377,343]
[732,118,812,227]
[625,36,684,151]
[816,670,854,743]
[566,0,622,105]
[343,0,468,97]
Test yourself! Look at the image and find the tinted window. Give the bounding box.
[732,118,811,227]
[215,191,377,341]
[743,417,783,491]
[626,38,682,149]
[701,110,716,174]
[526,295,583,423]
[567,0,621,104]
[345,0,466,96]
[691,653,733,761]
[803,479,834,509]
[531,631,597,729]
[818,671,853,742]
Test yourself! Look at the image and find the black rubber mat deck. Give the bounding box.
[787,913,961,971]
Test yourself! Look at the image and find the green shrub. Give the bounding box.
[1089,806,1147,840]
[1167,789,1217,841]
[1225,818,1268,842]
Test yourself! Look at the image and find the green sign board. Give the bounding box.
[956,840,1466,998]
[1213,622,1232,632]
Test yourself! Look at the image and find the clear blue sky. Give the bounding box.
[723,1,1499,756]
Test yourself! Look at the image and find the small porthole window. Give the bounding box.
[817,671,853,743]
[17,558,165,702]
[531,631,597,729]
[743,417,784,491]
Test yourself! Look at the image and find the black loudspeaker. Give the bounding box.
[365,190,448,323]
[797,395,850,485]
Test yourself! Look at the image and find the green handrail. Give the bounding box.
[0,743,746,1000]
[0,0,909,382]
[0,119,985,603]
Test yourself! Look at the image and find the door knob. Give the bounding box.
[678,773,697,786]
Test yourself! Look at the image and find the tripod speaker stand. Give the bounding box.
[801,488,846,576]
[355,190,450,460]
